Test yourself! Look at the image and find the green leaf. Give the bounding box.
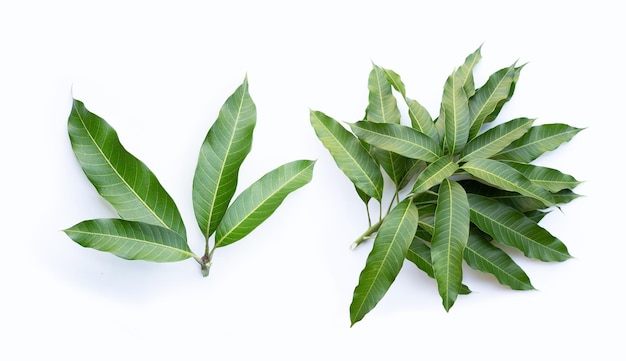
[310,110,384,201]
[192,78,256,240]
[464,229,534,290]
[349,121,440,162]
[411,155,458,194]
[502,162,582,192]
[468,64,517,137]
[461,158,555,207]
[64,219,194,262]
[467,194,571,262]
[350,199,419,326]
[459,117,535,162]
[431,179,470,311]
[457,45,482,98]
[482,65,523,126]
[440,69,470,154]
[492,124,583,162]
[406,98,438,140]
[368,146,414,189]
[68,99,186,237]
[215,160,315,248]
[366,64,401,124]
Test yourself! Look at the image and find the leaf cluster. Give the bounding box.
[64,78,315,276]
[310,46,583,325]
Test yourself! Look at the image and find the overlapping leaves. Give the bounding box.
[65,78,314,276]
[310,46,582,325]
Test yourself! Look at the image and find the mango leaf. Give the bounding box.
[368,146,414,189]
[492,124,583,162]
[64,219,194,262]
[349,121,440,162]
[464,229,534,290]
[457,45,482,97]
[459,117,535,162]
[502,162,582,192]
[411,155,458,194]
[467,64,516,137]
[461,158,555,207]
[440,69,470,154]
[310,110,384,201]
[406,98,438,140]
[482,65,523,126]
[366,64,401,124]
[350,198,419,325]
[431,179,470,311]
[192,78,256,240]
[68,99,186,237]
[215,160,315,248]
[467,194,571,262]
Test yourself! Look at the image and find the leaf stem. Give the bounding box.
[350,218,384,249]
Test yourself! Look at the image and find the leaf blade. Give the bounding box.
[411,155,459,194]
[366,64,401,124]
[460,117,535,162]
[441,69,470,154]
[492,124,583,162]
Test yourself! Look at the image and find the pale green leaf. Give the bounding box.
[310,110,384,201]
[492,124,583,162]
[349,121,440,162]
[457,45,482,97]
[68,99,186,237]
[215,160,315,247]
[369,146,415,189]
[467,194,571,262]
[381,67,406,99]
[64,219,194,262]
[441,69,470,154]
[460,117,535,162]
[350,199,419,325]
[431,179,470,311]
[503,161,582,192]
[468,64,516,137]
[461,158,555,207]
[366,64,401,124]
[411,155,458,194]
[407,98,438,140]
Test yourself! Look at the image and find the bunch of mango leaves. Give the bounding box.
[64,77,315,276]
[310,46,582,326]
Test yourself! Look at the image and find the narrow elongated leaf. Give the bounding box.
[350,199,419,326]
[64,219,194,262]
[349,121,440,162]
[431,179,470,311]
[366,64,401,124]
[407,98,438,140]
[468,65,516,137]
[457,45,482,97]
[467,194,571,262]
[382,67,407,98]
[193,78,256,240]
[461,158,555,207]
[464,229,534,290]
[492,124,583,162]
[411,155,458,194]
[459,117,535,162]
[441,69,470,154]
[369,146,414,188]
[503,162,582,192]
[68,99,186,237]
[310,110,384,201]
[482,65,523,126]
[215,160,315,247]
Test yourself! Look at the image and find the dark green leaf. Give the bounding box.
[411,155,458,194]
[502,162,582,192]
[460,117,535,162]
[468,64,517,137]
[440,69,470,154]
[492,124,583,162]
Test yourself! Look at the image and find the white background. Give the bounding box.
[2,1,623,359]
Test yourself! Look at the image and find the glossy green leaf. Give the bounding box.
[192,78,256,240]
[503,162,582,192]
[431,179,470,311]
[68,99,186,237]
[64,219,194,262]
[457,45,482,98]
[350,199,419,325]
[461,158,555,207]
[460,117,535,162]
[440,69,470,154]
[492,124,583,162]
[366,64,401,124]
[468,64,516,137]
[215,160,315,247]
[464,229,534,290]
[349,121,440,162]
[411,155,458,194]
[310,110,384,201]
[467,194,571,262]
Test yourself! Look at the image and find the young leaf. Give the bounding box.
[492,124,583,162]
[366,64,401,124]
[431,179,470,311]
[310,110,384,201]
[64,219,194,262]
[349,121,440,162]
[461,158,555,208]
[350,199,419,326]
[193,78,256,240]
[68,99,186,237]
[459,117,535,162]
[411,155,458,194]
[441,69,470,154]
[467,194,571,262]
[215,160,315,248]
